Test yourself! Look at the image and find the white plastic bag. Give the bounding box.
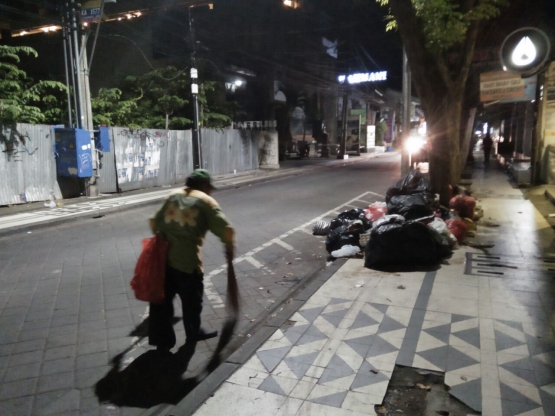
[429,217,458,247]
[331,245,361,258]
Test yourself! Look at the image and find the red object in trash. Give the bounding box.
[365,203,388,222]
[131,234,168,304]
[449,195,476,219]
[445,219,467,244]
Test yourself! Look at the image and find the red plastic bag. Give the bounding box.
[445,219,467,244]
[365,203,388,222]
[449,195,476,219]
[130,234,168,304]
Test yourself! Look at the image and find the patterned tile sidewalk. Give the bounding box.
[191,167,555,416]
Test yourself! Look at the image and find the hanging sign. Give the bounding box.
[480,71,537,102]
[500,27,551,76]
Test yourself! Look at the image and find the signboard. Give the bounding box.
[337,71,387,84]
[81,8,102,23]
[367,125,376,148]
[500,27,551,76]
[80,0,103,23]
[232,120,277,130]
[544,63,555,136]
[480,71,536,102]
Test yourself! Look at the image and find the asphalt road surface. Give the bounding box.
[0,153,400,415]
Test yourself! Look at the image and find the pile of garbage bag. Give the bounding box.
[325,209,371,257]
[311,208,372,258]
[313,171,485,264]
[386,170,436,220]
[365,215,453,268]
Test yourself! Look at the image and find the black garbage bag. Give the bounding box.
[325,225,360,254]
[386,170,432,203]
[365,217,452,268]
[387,193,435,220]
[313,221,331,236]
[330,209,371,231]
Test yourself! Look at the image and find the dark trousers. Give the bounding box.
[148,266,204,348]
[484,148,492,162]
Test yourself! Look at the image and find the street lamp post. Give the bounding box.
[190,67,201,169]
[189,7,202,170]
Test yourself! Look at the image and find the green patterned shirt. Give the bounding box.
[151,189,234,273]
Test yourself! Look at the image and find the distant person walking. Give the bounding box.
[148,169,235,353]
[483,133,493,164]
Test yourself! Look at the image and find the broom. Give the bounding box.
[195,256,240,380]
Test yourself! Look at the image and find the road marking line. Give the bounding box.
[245,256,264,269]
[272,238,294,251]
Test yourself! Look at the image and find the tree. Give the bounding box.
[91,88,141,128]
[0,45,67,125]
[376,0,506,203]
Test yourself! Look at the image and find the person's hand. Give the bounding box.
[225,245,234,263]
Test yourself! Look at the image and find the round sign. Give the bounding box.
[500,27,551,76]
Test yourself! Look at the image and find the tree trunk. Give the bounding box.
[427,97,462,205]
[459,107,477,174]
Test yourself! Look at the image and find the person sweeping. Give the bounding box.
[148,169,235,353]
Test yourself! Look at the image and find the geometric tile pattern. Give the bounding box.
[250,281,555,415]
[195,253,555,416]
[255,286,555,416]
[246,295,403,411]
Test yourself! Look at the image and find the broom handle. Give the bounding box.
[226,257,240,315]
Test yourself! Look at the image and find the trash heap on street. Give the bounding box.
[313,171,484,269]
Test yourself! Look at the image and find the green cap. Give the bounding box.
[189,169,216,189]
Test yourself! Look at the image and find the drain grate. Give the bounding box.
[464,252,555,278]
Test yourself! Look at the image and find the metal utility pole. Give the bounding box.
[69,0,84,129]
[61,9,73,127]
[402,48,411,174]
[79,38,94,132]
[338,88,349,159]
[189,7,202,170]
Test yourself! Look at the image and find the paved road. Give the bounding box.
[0,153,400,415]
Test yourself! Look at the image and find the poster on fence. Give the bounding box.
[115,129,163,185]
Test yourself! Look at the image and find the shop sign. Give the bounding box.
[480,71,536,102]
[337,71,387,84]
[232,120,277,130]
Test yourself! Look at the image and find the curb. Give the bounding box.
[144,258,347,416]
[0,152,392,237]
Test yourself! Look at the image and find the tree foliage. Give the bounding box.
[379,0,506,53]
[0,45,67,124]
[94,66,239,130]
[91,87,141,128]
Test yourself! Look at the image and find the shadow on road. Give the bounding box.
[95,343,199,408]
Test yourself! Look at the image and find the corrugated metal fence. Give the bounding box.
[98,127,268,193]
[1,124,276,204]
[201,129,259,175]
[0,123,62,205]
